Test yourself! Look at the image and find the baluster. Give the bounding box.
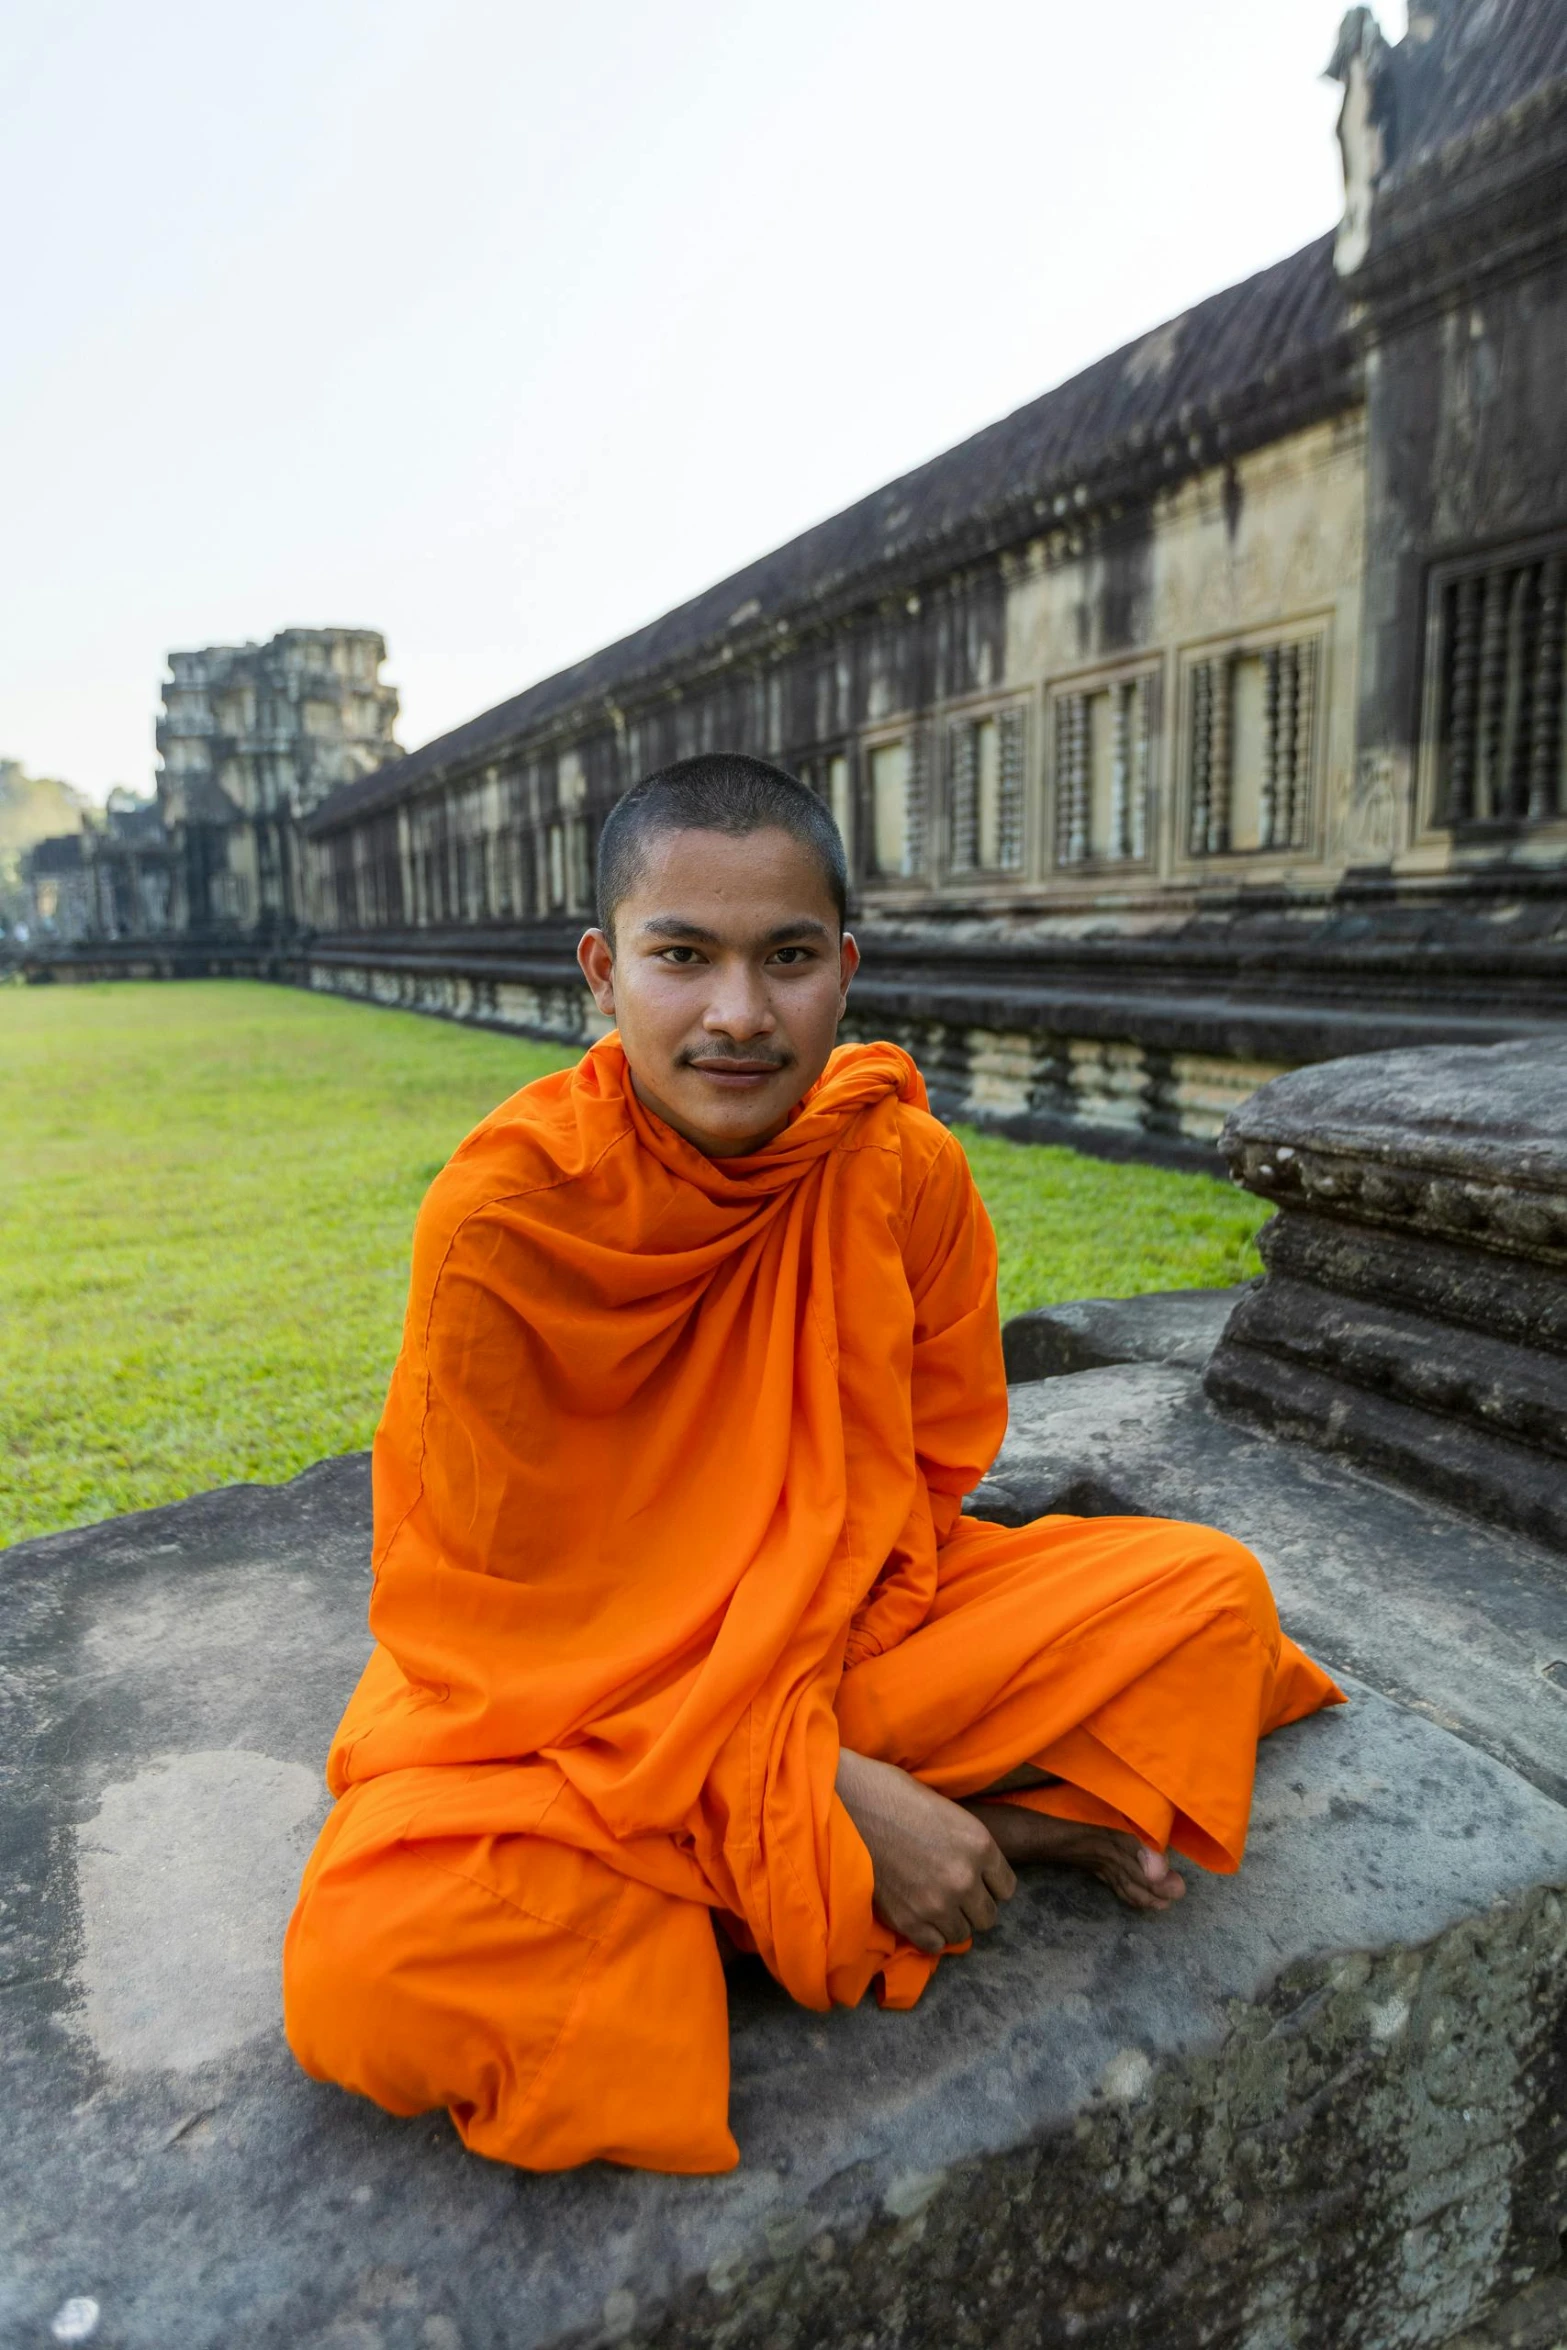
[1278,644,1301,847]
[906,728,928,878]
[1207,655,1232,855]
[1131,677,1150,860]
[1259,647,1281,849]
[1291,640,1315,846]
[1069,696,1090,865]
[1445,574,1481,822]
[1530,555,1565,822]
[1477,567,1508,820]
[998,708,1026,870]
[1190,662,1212,855]
[1505,566,1536,821]
[950,724,976,874]
[1055,699,1074,866]
[1110,681,1131,859]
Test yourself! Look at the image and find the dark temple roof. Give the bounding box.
[1384,0,1567,188]
[310,234,1352,835]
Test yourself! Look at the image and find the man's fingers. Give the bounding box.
[847,1752,1023,1953]
[960,1888,998,1937]
[981,1842,1017,1904]
[878,1893,963,1955]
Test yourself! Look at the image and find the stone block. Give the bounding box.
[1205,1039,1567,1549]
[1002,1285,1252,1382]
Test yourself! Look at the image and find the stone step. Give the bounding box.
[1001,1285,1253,1383]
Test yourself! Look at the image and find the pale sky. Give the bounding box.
[0,0,1365,801]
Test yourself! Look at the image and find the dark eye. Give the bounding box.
[659,946,701,965]
[771,946,812,965]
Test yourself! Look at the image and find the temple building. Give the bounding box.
[156,629,400,935]
[26,0,1567,1161]
[29,629,401,946]
[21,790,166,943]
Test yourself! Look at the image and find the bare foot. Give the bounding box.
[961,1799,1187,1915]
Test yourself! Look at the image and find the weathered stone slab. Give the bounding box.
[1001,1285,1251,1382]
[1205,1039,1567,1550]
[1216,1037,1567,1247]
[4,1456,1566,2349]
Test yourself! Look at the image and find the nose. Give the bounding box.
[702,959,776,1040]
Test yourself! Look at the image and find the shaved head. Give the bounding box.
[596,753,848,942]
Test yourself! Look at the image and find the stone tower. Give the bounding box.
[155,628,400,936]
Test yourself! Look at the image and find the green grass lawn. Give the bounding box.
[0,981,1266,1546]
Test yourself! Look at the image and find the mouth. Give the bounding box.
[683,1055,790,1088]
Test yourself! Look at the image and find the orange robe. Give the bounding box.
[283,1036,1340,2174]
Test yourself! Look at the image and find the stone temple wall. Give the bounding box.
[298,947,1287,1162]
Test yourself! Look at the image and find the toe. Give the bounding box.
[1103,1856,1166,1910]
[1119,1881,1166,1911]
[1107,1844,1187,1913]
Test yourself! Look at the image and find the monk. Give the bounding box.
[283,751,1341,2175]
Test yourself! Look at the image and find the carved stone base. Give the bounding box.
[1204,1037,1567,1551]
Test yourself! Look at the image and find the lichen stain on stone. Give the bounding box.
[1098,2048,1153,2104]
[73,1749,325,2075]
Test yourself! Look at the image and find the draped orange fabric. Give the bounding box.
[283,1036,1341,2172]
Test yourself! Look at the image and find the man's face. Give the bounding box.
[577,825,860,1158]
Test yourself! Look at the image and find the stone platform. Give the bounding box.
[3,1432,1566,2350]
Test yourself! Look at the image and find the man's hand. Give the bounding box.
[836,1748,1017,1955]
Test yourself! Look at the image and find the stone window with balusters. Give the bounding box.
[795,748,855,870]
[1051,671,1155,868]
[860,728,932,883]
[948,705,1027,876]
[1184,633,1320,856]
[1424,541,1565,830]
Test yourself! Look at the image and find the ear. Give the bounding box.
[837,930,860,1011]
[577,928,617,1014]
